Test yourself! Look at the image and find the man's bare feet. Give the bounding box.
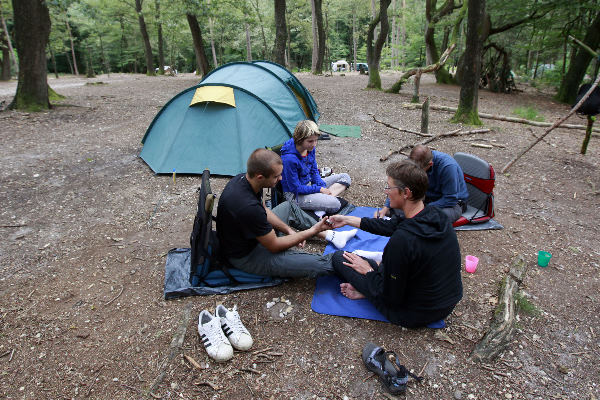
[340,283,365,300]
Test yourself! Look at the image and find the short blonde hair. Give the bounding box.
[293,120,319,145]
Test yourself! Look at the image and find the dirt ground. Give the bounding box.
[0,71,599,400]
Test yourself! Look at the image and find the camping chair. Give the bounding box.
[189,169,283,288]
[452,153,495,228]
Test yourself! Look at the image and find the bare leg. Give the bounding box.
[340,283,365,299]
[328,182,347,197]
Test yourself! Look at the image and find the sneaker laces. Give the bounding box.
[225,306,250,335]
[202,315,229,346]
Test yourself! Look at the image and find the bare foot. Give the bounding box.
[340,283,365,300]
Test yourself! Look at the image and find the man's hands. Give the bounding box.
[319,187,332,195]
[311,216,333,234]
[342,251,374,275]
[327,215,348,229]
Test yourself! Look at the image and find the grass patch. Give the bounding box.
[515,292,541,317]
[512,105,544,122]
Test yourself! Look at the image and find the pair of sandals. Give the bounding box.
[362,342,423,395]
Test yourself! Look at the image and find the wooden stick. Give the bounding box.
[380,128,489,161]
[183,354,207,370]
[371,114,432,137]
[193,381,220,390]
[148,302,193,394]
[85,365,105,397]
[502,72,600,173]
[402,102,600,133]
[470,143,493,149]
[0,224,27,228]
[104,285,124,306]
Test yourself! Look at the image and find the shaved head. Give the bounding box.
[247,148,282,178]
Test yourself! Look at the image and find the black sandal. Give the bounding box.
[362,342,423,395]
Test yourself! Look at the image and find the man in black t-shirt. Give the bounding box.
[217,148,335,278]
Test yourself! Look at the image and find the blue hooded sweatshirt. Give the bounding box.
[280,138,326,195]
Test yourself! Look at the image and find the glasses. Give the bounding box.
[384,185,405,192]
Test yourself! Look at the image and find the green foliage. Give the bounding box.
[515,292,541,317]
[512,105,545,122]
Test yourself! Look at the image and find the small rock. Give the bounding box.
[454,390,463,399]
[113,378,119,382]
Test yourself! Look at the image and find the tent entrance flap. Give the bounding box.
[190,86,236,107]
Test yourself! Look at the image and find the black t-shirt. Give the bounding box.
[216,174,273,259]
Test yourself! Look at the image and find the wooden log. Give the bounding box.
[402,103,600,133]
[412,70,422,103]
[502,72,600,173]
[581,115,595,155]
[421,97,429,134]
[380,128,490,161]
[148,302,193,395]
[371,114,432,137]
[471,256,527,362]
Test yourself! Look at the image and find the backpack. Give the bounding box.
[452,152,495,227]
[188,169,284,290]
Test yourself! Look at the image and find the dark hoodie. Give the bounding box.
[359,205,463,316]
[280,138,326,195]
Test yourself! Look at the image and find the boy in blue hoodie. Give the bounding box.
[280,120,351,214]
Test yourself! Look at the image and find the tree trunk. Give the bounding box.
[556,11,600,104]
[9,0,51,110]
[311,0,318,73]
[273,0,287,65]
[2,42,11,80]
[245,22,252,61]
[315,0,325,72]
[99,34,110,77]
[155,0,165,74]
[135,0,154,76]
[251,0,268,59]
[1,9,17,75]
[371,0,378,42]
[209,17,218,68]
[48,44,58,79]
[401,0,406,69]
[65,16,79,76]
[186,13,210,76]
[352,8,357,70]
[390,0,398,69]
[452,0,485,125]
[65,51,74,75]
[366,0,392,89]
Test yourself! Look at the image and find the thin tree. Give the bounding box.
[556,10,600,104]
[366,0,391,89]
[9,0,51,110]
[0,1,17,76]
[425,0,458,83]
[273,0,286,65]
[64,9,79,75]
[155,0,165,74]
[310,0,325,74]
[135,0,155,75]
[451,0,485,125]
[186,13,210,76]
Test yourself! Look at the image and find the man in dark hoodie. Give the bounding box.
[329,160,463,328]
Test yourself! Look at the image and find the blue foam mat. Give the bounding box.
[312,207,390,321]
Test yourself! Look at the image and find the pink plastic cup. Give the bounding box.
[465,255,479,273]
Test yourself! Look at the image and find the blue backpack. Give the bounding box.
[187,170,284,291]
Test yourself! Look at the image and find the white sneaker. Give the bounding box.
[215,304,254,351]
[197,310,233,362]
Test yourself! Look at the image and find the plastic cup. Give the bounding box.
[537,251,552,267]
[465,255,479,273]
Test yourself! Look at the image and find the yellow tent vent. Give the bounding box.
[190,86,235,107]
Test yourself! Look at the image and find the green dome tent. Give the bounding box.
[140,62,319,176]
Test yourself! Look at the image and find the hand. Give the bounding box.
[342,251,374,275]
[327,215,347,229]
[297,239,306,248]
[320,187,332,195]
[311,216,332,234]
[373,206,390,218]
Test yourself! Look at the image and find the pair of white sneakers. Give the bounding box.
[197,304,253,362]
